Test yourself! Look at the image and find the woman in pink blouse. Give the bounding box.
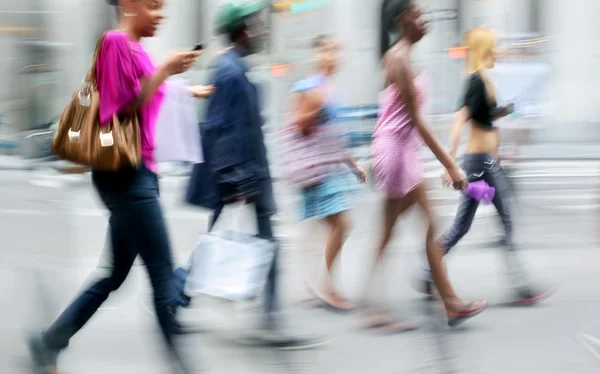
[28,1,210,373]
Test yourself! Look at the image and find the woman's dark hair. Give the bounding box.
[379,0,412,58]
[106,0,120,19]
[105,0,120,24]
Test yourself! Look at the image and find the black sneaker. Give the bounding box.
[257,330,330,350]
[28,333,58,374]
[241,328,329,350]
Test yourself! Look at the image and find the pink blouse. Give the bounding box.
[96,31,166,174]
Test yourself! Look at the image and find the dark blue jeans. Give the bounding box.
[440,153,515,252]
[210,179,279,321]
[43,166,177,354]
[423,154,529,290]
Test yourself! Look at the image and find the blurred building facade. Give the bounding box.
[2,0,599,141]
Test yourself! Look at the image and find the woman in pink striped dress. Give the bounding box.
[360,0,487,332]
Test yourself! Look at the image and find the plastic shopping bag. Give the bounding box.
[154,79,203,163]
[184,231,277,301]
[184,204,277,301]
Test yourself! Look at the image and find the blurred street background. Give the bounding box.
[1,0,600,373]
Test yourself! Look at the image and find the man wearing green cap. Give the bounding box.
[184,1,322,349]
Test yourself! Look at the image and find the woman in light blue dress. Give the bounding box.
[290,35,367,311]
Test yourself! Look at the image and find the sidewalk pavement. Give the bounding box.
[3,232,599,373]
[0,155,37,170]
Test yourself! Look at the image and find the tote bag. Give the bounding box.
[52,33,141,171]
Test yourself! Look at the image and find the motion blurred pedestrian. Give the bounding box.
[28,0,211,373]
[181,0,323,350]
[287,35,367,311]
[417,27,555,304]
[362,0,487,332]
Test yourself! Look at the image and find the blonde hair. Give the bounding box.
[465,27,497,103]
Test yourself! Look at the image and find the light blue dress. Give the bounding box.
[291,75,361,220]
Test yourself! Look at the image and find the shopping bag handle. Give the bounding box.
[210,202,254,234]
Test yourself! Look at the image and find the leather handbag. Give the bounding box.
[51,33,141,171]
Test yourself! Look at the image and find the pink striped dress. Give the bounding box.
[371,73,429,198]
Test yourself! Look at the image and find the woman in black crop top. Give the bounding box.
[462,72,505,128]
[416,28,554,305]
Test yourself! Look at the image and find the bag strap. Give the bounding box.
[86,31,139,118]
[85,32,108,87]
[209,203,254,234]
[85,31,135,88]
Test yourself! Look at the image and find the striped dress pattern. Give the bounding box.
[371,73,429,198]
[280,120,348,189]
[280,75,361,220]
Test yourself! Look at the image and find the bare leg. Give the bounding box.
[360,195,420,332]
[303,222,324,294]
[413,183,486,320]
[324,212,349,295]
[362,197,411,305]
[307,212,355,310]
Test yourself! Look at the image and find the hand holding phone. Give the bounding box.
[163,51,200,76]
[505,103,515,115]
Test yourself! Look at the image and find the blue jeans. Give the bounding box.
[424,154,529,290]
[43,166,178,354]
[440,153,515,253]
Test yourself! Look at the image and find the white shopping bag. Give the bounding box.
[154,79,203,163]
[184,204,277,301]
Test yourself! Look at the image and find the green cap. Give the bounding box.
[215,0,268,34]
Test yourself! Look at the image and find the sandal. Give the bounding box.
[447,300,488,327]
[361,314,420,334]
[515,285,557,306]
[314,292,356,312]
[306,284,356,312]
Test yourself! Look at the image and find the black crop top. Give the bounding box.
[460,73,498,128]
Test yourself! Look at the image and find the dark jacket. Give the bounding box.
[186,46,274,214]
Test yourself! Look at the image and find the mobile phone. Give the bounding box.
[505,103,515,115]
[192,43,204,51]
